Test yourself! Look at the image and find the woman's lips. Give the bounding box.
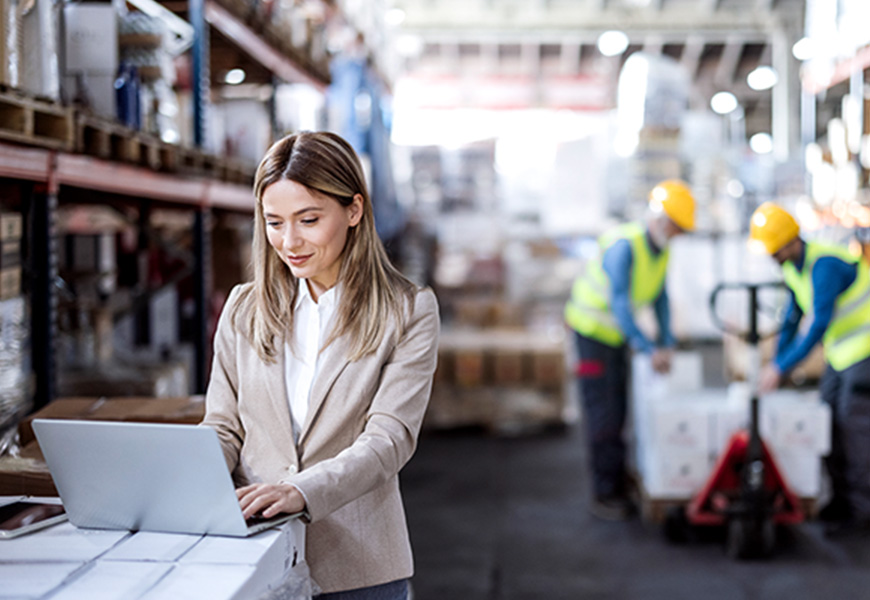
[287,254,311,266]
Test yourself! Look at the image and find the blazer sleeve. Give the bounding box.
[286,288,440,523]
[200,284,247,471]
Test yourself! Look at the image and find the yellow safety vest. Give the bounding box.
[564,222,669,347]
[782,241,870,371]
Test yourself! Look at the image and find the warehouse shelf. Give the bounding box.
[205,0,329,91]
[0,141,253,210]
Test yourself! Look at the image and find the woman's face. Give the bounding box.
[262,179,362,300]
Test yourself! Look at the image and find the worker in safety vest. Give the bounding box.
[564,180,696,520]
[750,202,870,534]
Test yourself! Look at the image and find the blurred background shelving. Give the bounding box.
[0,0,869,531]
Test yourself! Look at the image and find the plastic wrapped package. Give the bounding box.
[0,0,21,87]
[0,296,31,425]
[19,0,59,99]
[617,52,690,132]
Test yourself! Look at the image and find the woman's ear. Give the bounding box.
[348,194,364,227]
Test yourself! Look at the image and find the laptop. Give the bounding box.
[32,419,301,537]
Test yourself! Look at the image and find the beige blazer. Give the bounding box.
[201,283,439,594]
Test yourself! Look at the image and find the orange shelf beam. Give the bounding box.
[0,141,253,210]
[0,142,52,182]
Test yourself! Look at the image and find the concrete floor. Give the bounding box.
[402,424,870,600]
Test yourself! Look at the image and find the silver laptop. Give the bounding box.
[32,419,300,537]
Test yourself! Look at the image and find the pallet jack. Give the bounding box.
[664,282,804,559]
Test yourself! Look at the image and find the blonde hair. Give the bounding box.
[231,131,416,362]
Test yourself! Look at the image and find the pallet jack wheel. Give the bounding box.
[663,506,690,544]
[725,517,775,560]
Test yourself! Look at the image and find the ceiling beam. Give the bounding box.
[680,35,705,80]
[701,0,721,13]
[642,35,664,56]
[714,37,744,87]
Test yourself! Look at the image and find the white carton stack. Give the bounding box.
[631,354,831,501]
[61,2,118,118]
[631,352,709,497]
[719,382,830,498]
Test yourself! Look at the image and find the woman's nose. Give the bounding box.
[283,225,300,250]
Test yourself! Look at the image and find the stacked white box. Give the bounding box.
[637,401,712,497]
[632,353,711,498]
[632,356,831,500]
[61,3,118,117]
[20,0,59,99]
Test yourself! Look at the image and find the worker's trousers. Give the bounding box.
[820,355,870,520]
[573,332,629,499]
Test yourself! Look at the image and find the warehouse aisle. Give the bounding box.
[403,424,870,600]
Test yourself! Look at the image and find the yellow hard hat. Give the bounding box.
[749,202,799,254]
[649,180,696,231]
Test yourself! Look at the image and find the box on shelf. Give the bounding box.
[0,0,22,88]
[0,266,20,299]
[0,212,22,241]
[0,240,20,269]
[427,328,571,433]
[20,0,60,100]
[61,3,119,118]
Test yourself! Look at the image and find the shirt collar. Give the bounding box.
[295,278,339,310]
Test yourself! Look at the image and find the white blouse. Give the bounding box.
[284,280,338,443]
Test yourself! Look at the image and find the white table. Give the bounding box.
[0,497,310,600]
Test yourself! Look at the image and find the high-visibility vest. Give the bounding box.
[564,222,669,347]
[781,241,870,372]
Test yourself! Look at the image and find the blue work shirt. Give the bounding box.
[775,250,858,373]
[602,235,674,354]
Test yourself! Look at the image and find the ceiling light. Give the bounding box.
[598,31,629,57]
[385,8,405,27]
[710,92,738,115]
[224,68,246,85]
[750,133,773,154]
[726,179,744,198]
[792,37,816,61]
[747,66,778,91]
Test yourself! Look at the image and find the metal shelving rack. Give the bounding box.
[0,140,255,410]
[0,0,333,414]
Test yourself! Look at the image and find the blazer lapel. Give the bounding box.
[298,337,350,445]
[262,342,299,463]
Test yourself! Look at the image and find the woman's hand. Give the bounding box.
[237,482,307,520]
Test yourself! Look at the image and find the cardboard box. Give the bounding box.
[0,266,21,299]
[454,349,484,387]
[530,349,564,388]
[492,348,525,385]
[0,451,57,496]
[639,449,711,499]
[0,212,22,241]
[771,448,822,498]
[0,240,20,269]
[18,396,205,446]
[434,348,454,384]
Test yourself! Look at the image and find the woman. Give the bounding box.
[201,131,440,599]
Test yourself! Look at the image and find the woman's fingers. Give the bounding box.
[235,483,302,519]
